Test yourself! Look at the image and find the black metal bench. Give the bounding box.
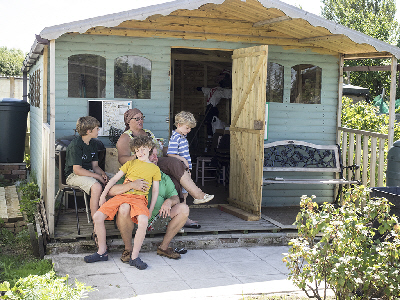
[263,140,359,189]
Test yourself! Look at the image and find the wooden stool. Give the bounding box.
[195,156,216,186]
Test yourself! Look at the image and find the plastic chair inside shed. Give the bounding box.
[55,149,106,235]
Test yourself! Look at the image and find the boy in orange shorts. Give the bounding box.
[84,136,160,270]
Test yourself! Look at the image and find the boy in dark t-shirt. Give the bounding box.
[65,116,108,218]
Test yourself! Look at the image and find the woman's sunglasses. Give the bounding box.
[132,116,145,121]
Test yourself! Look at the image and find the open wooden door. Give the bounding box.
[227,45,268,220]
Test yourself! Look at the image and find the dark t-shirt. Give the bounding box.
[64,136,99,177]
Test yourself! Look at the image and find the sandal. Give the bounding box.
[174,247,188,254]
[129,257,148,270]
[193,194,214,205]
[184,222,201,229]
[84,251,108,263]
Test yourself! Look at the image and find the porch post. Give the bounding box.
[47,40,56,236]
[336,54,344,144]
[388,56,397,147]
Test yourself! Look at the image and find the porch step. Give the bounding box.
[0,185,23,222]
[47,231,299,255]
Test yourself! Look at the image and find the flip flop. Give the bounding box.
[174,247,188,254]
[184,223,201,229]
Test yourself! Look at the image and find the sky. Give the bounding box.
[1,0,400,53]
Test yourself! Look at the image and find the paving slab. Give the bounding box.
[46,245,314,299]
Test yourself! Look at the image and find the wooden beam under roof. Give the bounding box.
[344,52,394,59]
[84,27,309,46]
[171,53,231,62]
[343,65,400,72]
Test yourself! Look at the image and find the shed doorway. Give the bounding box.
[170,48,233,206]
[170,46,268,220]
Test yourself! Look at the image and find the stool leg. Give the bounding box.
[55,190,64,227]
[72,189,80,235]
[196,158,199,182]
[83,193,91,223]
[222,166,226,186]
[202,160,205,186]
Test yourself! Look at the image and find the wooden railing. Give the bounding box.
[338,127,388,187]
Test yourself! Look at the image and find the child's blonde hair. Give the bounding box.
[174,111,196,128]
[130,136,156,152]
[76,116,100,136]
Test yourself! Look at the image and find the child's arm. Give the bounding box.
[166,154,189,169]
[72,164,106,184]
[92,161,108,184]
[148,180,159,217]
[99,170,125,207]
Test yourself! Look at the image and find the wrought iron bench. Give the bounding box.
[263,140,359,189]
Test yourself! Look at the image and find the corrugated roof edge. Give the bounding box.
[23,0,400,72]
[258,0,400,58]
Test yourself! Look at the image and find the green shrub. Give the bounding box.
[17,181,40,223]
[284,186,400,299]
[0,271,93,299]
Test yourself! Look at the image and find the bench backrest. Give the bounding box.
[263,140,341,173]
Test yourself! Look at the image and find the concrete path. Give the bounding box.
[47,245,304,299]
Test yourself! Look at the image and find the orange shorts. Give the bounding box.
[98,194,149,224]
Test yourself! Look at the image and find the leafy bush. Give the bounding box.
[17,181,40,223]
[0,271,93,299]
[284,186,400,299]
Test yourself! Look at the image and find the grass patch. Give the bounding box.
[0,224,53,286]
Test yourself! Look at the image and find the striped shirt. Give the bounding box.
[167,130,192,169]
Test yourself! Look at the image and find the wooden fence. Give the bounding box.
[338,126,388,188]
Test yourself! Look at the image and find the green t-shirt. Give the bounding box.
[64,136,99,177]
[147,172,178,220]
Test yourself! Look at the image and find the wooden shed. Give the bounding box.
[22,0,400,236]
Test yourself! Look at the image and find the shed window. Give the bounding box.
[114,56,151,99]
[290,64,321,104]
[266,62,284,103]
[68,54,106,98]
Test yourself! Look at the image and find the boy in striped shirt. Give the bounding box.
[167,111,214,205]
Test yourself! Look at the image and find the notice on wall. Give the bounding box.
[88,100,132,136]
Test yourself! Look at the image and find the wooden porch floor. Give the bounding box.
[53,206,294,241]
[53,177,300,242]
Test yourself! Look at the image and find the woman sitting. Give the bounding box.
[116,108,214,228]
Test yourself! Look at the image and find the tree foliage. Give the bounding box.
[321,0,400,99]
[341,96,400,141]
[0,47,25,77]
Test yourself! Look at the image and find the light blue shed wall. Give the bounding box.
[263,48,340,206]
[29,55,45,190]
[53,35,256,144]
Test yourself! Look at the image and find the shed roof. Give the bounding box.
[23,0,400,71]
